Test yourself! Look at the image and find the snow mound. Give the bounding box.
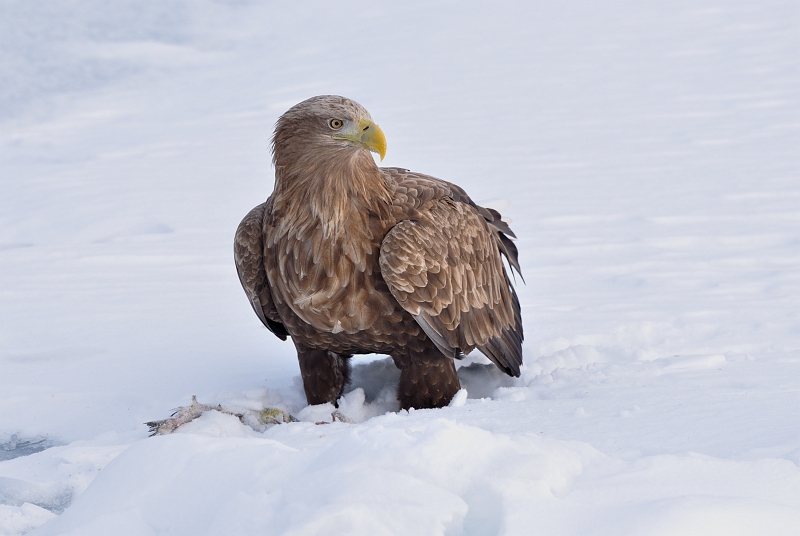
[27,417,592,536]
[10,410,798,536]
[0,503,55,536]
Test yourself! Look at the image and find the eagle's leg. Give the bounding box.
[296,347,352,405]
[396,351,461,410]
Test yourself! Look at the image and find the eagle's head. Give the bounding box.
[272,96,387,174]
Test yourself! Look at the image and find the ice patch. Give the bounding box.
[0,436,57,462]
[0,441,129,535]
[0,477,73,515]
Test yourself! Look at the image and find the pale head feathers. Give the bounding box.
[271,95,373,172]
[270,95,392,246]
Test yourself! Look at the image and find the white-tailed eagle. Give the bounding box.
[235,96,522,409]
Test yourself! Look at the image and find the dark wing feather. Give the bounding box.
[382,167,522,280]
[379,194,523,376]
[234,203,288,340]
[445,182,522,279]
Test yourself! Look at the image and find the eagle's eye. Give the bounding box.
[328,118,344,130]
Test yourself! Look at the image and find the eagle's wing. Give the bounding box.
[234,202,289,340]
[378,170,523,376]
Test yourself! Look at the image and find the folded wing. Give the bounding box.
[379,194,523,376]
[234,203,289,340]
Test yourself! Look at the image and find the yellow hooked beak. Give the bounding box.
[332,118,387,161]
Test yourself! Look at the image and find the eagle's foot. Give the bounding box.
[297,349,352,406]
[398,354,461,410]
[146,396,296,435]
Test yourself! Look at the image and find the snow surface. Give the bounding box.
[1,0,799,534]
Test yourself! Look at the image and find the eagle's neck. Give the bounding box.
[271,148,393,265]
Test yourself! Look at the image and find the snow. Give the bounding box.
[1,0,799,534]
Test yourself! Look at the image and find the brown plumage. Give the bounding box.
[234,96,522,410]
